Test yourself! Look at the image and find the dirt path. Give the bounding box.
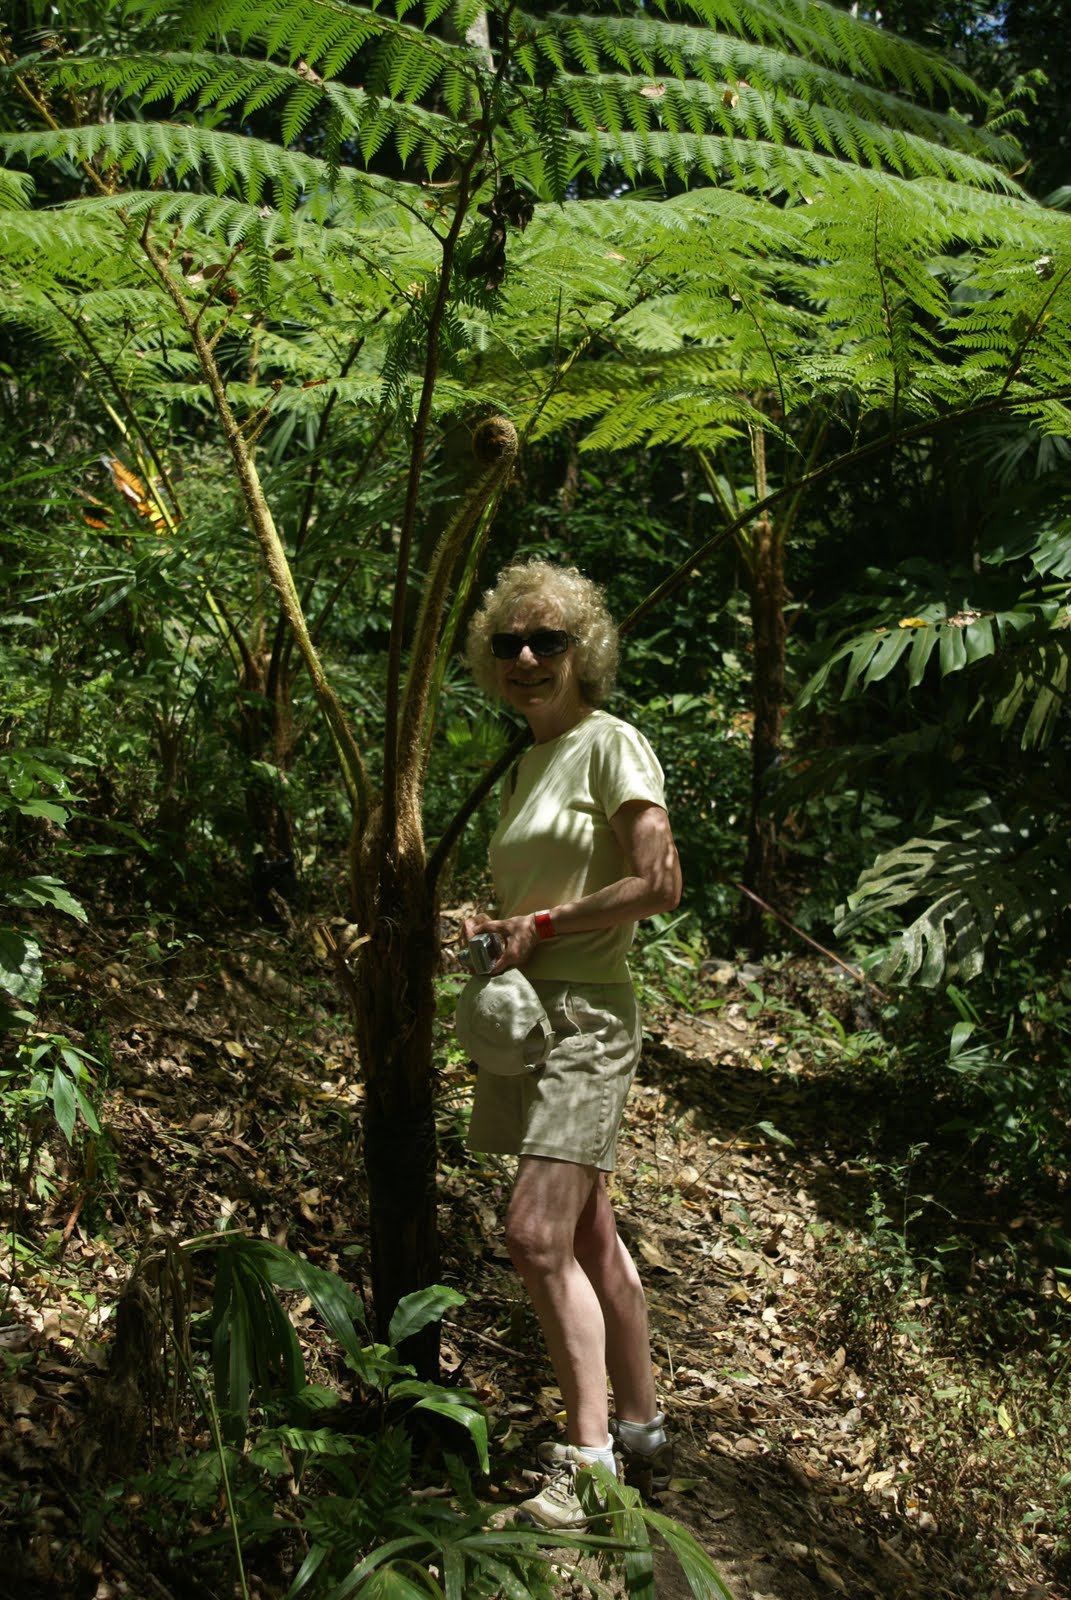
[446,994,1064,1600]
[0,921,1062,1599]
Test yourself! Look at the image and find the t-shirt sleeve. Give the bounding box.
[593,722,667,820]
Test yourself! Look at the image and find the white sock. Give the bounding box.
[614,1413,667,1455]
[576,1438,617,1475]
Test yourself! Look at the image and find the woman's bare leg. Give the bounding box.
[506,1155,610,1446]
[573,1175,657,1423]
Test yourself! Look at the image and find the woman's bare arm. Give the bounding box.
[463,800,681,973]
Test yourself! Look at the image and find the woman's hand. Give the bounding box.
[461,912,539,974]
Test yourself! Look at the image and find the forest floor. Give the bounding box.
[0,907,1066,1600]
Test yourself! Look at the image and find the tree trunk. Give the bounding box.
[738,512,786,954]
[350,825,441,1376]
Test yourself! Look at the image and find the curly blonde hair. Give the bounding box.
[464,560,620,706]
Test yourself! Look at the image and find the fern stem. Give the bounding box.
[425,725,530,895]
[138,219,370,827]
[272,338,381,698]
[380,12,521,855]
[4,53,113,199]
[399,437,518,779]
[996,262,1071,403]
[193,238,247,337]
[203,1386,251,1600]
[780,408,834,542]
[873,202,900,437]
[380,153,483,852]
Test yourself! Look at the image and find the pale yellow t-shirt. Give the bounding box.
[489,709,668,983]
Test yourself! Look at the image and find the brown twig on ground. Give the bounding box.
[61,1193,85,1246]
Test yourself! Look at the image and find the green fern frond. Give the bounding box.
[0,168,33,209]
[567,120,1020,198]
[1005,397,1071,436]
[534,87,575,203]
[647,0,988,107]
[1,122,413,221]
[33,45,470,172]
[555,66,1017,183]
[279,78,322,147]
[131,0,463,105]
[523,5,1020,166]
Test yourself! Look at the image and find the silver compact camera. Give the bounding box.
[461,931,501,973]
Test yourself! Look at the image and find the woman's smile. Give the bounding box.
[494,609,588,738]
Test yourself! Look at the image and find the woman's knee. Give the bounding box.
[507,1158,596,1275]
[506,1203,565,1277]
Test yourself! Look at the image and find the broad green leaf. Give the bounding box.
[261,1239,368,1366]
[939,623,968,674]
[410,1395,489,1474]
[12,798,69,825]
[836,795,1063,986]
[74,1082,102,1135]
[387,1284,464,1349]
[756,1120,795,1148]
[212,1249,252,1441]
[9,876,88,921]
[359,1567,440,1599]
[963,615,996,663]
[0,929,43,1004]
[440,1551,529,1600]
[60,1044,101,1075]
[865,627,912,684]
[284,1541,329,1600]
[52,1067,77,1142]
[949,1020,976,1053]
[322,1536,429,1600]
[271,1425,357,1457]
[638,1508,735,1599]
[441,1542,465,1600]
[907,622,939,688]
[616,1503,655,1600]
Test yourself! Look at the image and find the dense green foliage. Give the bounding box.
[2,0,1071,1589]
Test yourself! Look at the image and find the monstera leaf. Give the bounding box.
[836,795,1068,986]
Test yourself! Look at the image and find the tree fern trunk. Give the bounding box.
[350,824,441,1376]
[738,512,786,955]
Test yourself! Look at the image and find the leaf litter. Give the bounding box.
[0,914,1066,1600]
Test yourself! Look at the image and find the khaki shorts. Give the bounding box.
[466,980,641,1172]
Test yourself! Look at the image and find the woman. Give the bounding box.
[461,559,681,1529]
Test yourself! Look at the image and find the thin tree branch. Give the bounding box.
[727,876,885,998]
[996,261,1071,402]
[381,154,482,850]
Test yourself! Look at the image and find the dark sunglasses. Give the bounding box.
[490,628,579,660]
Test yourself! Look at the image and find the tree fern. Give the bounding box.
[7,0,1071,1382]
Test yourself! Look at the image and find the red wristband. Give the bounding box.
[534,911,557,941]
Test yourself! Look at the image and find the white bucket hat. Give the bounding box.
[454,969,554,1076]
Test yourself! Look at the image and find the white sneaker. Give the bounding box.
[609,1417,674,1495]
[539,1426,673,1497]
[517,1447,603,1529]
